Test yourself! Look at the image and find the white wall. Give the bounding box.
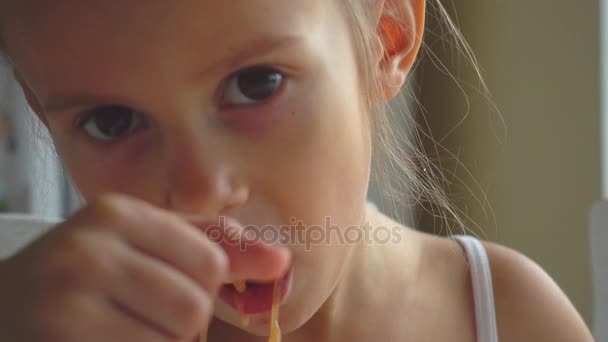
[418,0,601,325]
[0,62,63,219]
[602,0,608,199]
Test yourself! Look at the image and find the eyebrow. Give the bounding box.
[44,94,127,114]
[200,34,304,76]
[43,34,305,114]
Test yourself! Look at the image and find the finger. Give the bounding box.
[98,298,171,342]
[45,291,168,342]
[88,195,230,293]
[107,242,214,340]
[88,194,290,285]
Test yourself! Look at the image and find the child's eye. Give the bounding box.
[78,105,146,142]
[221,66,284,106]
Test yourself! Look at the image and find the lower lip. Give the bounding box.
[218,269,292,315]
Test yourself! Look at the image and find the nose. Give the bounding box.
[164,135,249,217]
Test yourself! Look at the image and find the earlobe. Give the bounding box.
[375,0,425,101]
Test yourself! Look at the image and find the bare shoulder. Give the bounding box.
[481,241,594,341]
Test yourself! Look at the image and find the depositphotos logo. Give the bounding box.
[205,216,405,251]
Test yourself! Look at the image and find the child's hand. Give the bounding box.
[0,193,290,342]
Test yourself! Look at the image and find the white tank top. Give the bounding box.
[452,235,499,342]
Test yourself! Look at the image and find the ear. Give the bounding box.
[13,71,49,126]
[374,0,425,101]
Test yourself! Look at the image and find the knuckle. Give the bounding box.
[44,252,82,292]
[151,211,182,232]
[202,244,228,285]
[89,193,133,220]
[74,240,112,276]
[90,194,126,215]
[33,293,87,341]
[45,266,78,293]
[172,290,212,333]
[51,233,110,287]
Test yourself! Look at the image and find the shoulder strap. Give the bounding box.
[452,235,499,342]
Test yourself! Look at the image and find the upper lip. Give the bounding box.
[222,279,277,286]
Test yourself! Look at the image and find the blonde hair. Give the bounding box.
[343,0,492,235]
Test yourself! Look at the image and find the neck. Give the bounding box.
[287,206,423,342]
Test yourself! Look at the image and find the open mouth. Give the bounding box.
[218,268,292,315]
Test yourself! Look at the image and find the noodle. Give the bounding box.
[234,280,250,326]
[268,279,282,342]
[200,279,281,342]
[234,280,247,293]
[237,298,250,326]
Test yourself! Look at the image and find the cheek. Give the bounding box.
[265,75,370,228]
[263,56,370,319]
[52,132,166,203]
[274,12,372,229]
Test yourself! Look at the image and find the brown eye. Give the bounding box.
[78,105,146,141]
[222,66,284,105]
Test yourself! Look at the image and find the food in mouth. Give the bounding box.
[230,278,281,341]
[233,280,250,326]
[222,274,286,342]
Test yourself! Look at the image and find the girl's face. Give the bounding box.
[2,0,372,334]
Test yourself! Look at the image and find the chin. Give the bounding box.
[213,302,318,337]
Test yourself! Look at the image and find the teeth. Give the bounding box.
[233,280,247,293]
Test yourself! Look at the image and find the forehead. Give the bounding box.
[4,0,326,36]
[1,0,337,95]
